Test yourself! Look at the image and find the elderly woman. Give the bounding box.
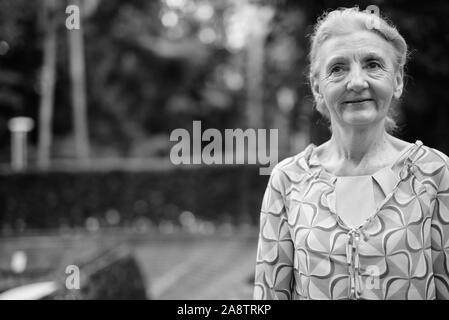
[254,7,449,300]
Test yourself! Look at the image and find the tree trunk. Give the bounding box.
[37,0,57,169]
[244,6,273,130]
[68,0,89,166]
[245,31,265,129]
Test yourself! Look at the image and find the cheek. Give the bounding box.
[371,80,395,103]
[321,80,344,101]
[369,71,396,100]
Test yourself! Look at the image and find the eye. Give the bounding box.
[366,61,382,70]
[329,64,345,75]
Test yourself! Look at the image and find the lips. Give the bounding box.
[344,98,373,104]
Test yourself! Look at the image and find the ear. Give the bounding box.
[311,76,322,103]
[393,67,404,99]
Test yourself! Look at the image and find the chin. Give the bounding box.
[342,110,380,125]
[342,116,380,127]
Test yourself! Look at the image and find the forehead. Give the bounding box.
[318,30,396,65]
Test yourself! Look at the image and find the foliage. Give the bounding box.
[0,166,267,231]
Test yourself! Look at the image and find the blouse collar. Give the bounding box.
[296,140,424,195]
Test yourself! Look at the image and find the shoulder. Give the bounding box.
[268,145,315,193]
[412,143,449,187]
[414,144,449,166]
[272,145,314,175]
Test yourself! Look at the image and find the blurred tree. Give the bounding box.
[37,0,58,169]
[83,0,242,157]
[67,0,90,165]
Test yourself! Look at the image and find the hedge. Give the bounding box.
[0,166,269,231]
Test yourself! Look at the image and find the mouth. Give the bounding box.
[344,98,373,104]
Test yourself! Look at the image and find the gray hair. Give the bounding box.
[308,7,408,133]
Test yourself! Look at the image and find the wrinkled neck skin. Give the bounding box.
[316,120,410,176]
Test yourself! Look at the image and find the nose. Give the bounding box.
[346,64,368,92]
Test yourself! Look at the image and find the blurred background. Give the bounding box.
[0,0,448,299]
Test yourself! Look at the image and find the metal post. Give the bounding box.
[8,117,34,172]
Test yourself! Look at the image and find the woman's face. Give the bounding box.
[312,30,403,129]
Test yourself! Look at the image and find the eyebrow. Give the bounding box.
[362,53,386,63]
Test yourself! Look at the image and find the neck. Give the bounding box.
[329,121,390,165]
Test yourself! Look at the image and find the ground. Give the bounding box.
[0,229,258,300]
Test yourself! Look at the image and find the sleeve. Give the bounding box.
[431,156,449,299]
[253,167,295,300]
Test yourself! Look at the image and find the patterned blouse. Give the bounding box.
[254,140,449,300]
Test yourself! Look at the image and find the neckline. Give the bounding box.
[335,169,386,179]
[306,140,420,179]
[300,140,423,233]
